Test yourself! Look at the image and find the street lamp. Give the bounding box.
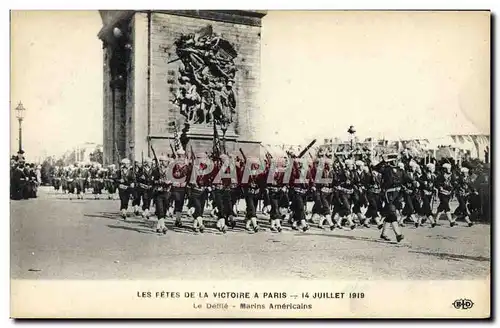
[347,125,356,152]
[15,102,26,153]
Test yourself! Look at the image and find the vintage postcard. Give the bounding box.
[10,10,490,318]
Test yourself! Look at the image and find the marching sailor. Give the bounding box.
[242,157,262,233]
[365,161,384,229]
[289,158,311,232]
[379,160,405,242]
[187,152,210,233]
[267,157,289,232]
[352,160,369,228]
[334,159,356,230]
[171,149,189,228]
[116,158,135,220]
[136,157,154,219]
[401,160,421,227]
[453,167,474,227]
[131,160,143,215]
[418,163,437,227]
[105,164,118,199]
[152,156,172,234]
[314,157,336,230]
[435,163,455,226]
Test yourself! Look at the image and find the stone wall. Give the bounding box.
[100,11,265,161]
[148,12,262,155]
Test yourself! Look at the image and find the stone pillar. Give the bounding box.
[131,12,150,160]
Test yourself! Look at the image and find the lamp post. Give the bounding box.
[347,125,356,152]
[15,102,26,153]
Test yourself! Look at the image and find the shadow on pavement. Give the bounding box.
[408,250,490,262]
[106,224,157,235]
[84,212,120,220]
[297,231,402,246]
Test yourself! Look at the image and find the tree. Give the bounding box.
[41,159,53,185]
[89,148,103,164]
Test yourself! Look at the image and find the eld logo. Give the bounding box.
[452,299,474,310]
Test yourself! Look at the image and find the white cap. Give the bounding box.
[426,163,435,170]
[443,163,452,169]
[345,159,354,166]
[158,155,168,162]
[409,160,417,168]
[461,167,469,173]
[121,158,131,165]
[397,162,405,169]
[355,160,364,167]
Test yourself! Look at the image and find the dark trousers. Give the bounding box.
[437,193,451,212]
[454,194,470,217]
[155,191,171,218]
[338,192,352,217]
[402,192,417,216]
[132,188,141,207]
[118,187,132,210]
[421,193,433,217]
[291,192,307,222]
[352,191,366,214]
[171,187,186,213]
[244,188,259,219]
[213,188,233,219]
[383,190,401,222]
[269,189,289,220]
[132,187,152,210]
[318,191,333,216]
[189,188,208,218]
[365,192,382,219]
[92,180,103,195]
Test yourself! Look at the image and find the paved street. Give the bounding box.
[11,187,490,280]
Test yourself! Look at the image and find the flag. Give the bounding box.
[170,121,182,152]
[212,120,221,158]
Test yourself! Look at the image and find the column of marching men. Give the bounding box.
[49,149,477,242]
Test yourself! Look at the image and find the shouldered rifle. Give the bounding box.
[239,148,247,162]
[298,139,317,159]
[190,145,195,161]
[150,144,160,169]
[170,143,177,159]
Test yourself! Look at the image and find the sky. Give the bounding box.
[10,10,490,161]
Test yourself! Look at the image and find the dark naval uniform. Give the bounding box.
[116,164,136,213]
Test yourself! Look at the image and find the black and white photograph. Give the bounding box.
[9,9,491,318]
